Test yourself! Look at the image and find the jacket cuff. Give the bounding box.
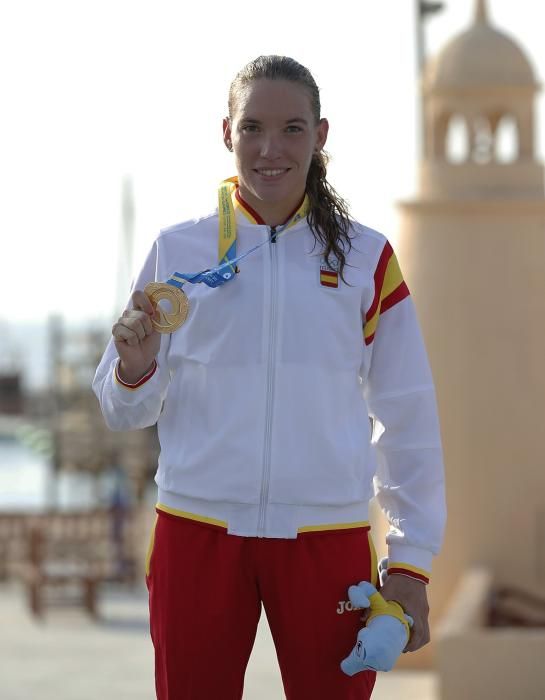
[387,544,433,584]
[115,359,157,389]
[109,358,160,405]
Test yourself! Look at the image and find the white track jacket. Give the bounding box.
[93,189,446,582]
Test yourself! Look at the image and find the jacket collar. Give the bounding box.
[224,176,310,230]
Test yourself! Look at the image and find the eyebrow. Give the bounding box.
[240,117,309,125]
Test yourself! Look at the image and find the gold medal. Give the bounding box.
[144,282,190,334]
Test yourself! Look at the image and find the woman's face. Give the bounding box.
[223,79,328,208]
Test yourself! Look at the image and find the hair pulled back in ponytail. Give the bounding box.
[228,55,353,281]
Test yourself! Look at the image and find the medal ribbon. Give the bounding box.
[163,177,309,291]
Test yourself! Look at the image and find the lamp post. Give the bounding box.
[416,1,445,159]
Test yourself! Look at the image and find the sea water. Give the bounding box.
[0,435,113,512]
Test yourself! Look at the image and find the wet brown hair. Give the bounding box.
[228,55,353,281]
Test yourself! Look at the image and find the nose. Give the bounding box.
[259,132,282,159]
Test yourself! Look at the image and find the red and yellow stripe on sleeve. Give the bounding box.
[364,241,410,346]
[387,562,430,585]
[114,359,157,389]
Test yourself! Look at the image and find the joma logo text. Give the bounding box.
[336,600,362,615]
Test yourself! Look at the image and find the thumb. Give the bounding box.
[132,289,156,315]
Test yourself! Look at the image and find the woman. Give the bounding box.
[93,55,445,700]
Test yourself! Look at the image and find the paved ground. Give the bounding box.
[0,583,438,699]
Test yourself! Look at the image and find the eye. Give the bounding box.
[285,125,303,133]
[241,124,259,133]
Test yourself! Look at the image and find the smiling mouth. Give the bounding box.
[254,168,290,177]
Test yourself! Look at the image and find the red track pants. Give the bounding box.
[146,508,378,699]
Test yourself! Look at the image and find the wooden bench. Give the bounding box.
[0,513,30,581]
[0,508,142,618]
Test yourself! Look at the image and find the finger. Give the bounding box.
[359,609,371,624]
[132,289,155,315]
[129,319,148,341]
[140,312,155,336]
[401,615,418,652]
[112,322,126,340]
[404,624,429,652]
[121,315,152,341]
[121,309,155,334]
[113,317,151,343]
[112,324,140,346]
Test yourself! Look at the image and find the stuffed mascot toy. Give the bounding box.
[341,557,414,675]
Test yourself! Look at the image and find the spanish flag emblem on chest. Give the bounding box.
[320,264,339,288]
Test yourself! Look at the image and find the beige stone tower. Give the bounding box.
[395,0,545,667]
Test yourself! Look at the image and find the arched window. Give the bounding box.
[471,116,493,164]
[445,114,470,163]
[494,114,519,163]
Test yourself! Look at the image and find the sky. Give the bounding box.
[1,0,544,327]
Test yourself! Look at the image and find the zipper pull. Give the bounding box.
[270,226,277,243]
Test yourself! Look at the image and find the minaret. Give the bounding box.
[396,0,545,666]
[420,0,542,196]
[475,0,487,23]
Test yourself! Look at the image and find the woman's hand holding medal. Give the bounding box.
[112,290,161,384]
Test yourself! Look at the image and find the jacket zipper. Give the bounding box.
[258,226,278,536]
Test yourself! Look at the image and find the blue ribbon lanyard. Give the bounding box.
[164,180,293,291]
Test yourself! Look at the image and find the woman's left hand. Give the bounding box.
[376,574,430,652]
